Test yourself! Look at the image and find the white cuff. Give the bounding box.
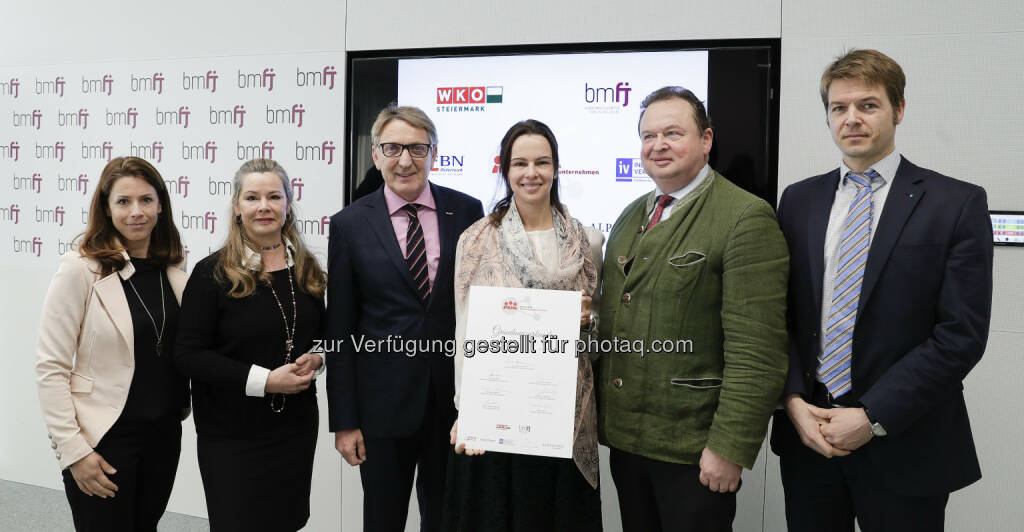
[246,365,271,397]
[313,353,326,377]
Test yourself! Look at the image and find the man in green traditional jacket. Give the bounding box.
[597,86,789,531]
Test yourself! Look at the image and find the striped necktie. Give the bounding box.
[402,203,430,300]
[819,170,878,398]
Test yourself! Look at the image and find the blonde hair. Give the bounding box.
[215,158,326,299]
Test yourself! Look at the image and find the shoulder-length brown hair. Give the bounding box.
[77,157,184,276]
[215,158,326,299]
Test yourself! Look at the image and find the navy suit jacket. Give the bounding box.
[325,183,483,437]
[770,157,993,496]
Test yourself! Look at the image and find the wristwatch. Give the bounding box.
[865,408,887,437]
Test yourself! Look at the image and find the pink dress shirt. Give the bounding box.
[383,184,441,287]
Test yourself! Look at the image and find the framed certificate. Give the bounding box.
[456,285,582,458]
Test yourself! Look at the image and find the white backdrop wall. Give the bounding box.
[3,1,1022,531]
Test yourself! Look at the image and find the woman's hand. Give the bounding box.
[265,363,313,394]
[293,352,323,376]
[69,451,118,498]
[580,295,593,329]
[450,419,486,456]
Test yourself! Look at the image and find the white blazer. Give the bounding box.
[36,252,188,469]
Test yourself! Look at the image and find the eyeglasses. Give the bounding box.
[377,143,433,158]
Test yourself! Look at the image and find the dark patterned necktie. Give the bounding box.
[402,203,430,300]
[645,194,676,232]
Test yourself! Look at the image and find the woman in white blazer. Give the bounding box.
[36,157,190,532]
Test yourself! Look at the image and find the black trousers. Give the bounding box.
[608,447,736,532]
[62,418,181,532]
[359,390,451,532]
[777,385,949,532]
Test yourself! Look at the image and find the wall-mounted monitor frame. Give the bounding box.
[991,210,1024,246]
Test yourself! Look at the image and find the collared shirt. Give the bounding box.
[818,149,901,359]
[646,164,710,223]
[383,183,441,287]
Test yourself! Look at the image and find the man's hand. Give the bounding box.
[784,394,850,458]
[265,363,313,394]
[698,447,742,493]
[69,451,118,498]
[449,420,485,456]
[817,406,873,452]
[293,353,323,376]
[335,429,366,466]
[580,295,593,329]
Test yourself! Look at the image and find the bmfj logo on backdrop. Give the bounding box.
[2,141,20,161]
[615,158,649,182]
[238,68,276,91]
[294,141,335,165]
[182,70,218,93]
[1,204,20,224]
[295,66,337,90]
[82,75,114,96]
[585,82,631,113]
[35,77,66,97]
[435,86,503,113]
[1,78,20,98]
[57,108,89,129]
[131,73,164,94]
[12,109,43,129]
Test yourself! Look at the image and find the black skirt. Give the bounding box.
[442,447,603,532]
[196,408,318,532]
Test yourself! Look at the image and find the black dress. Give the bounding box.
[174,252,322,532]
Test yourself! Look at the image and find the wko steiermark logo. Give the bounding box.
[436,86,503,113]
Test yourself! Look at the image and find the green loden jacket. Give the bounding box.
[597,169,788,469]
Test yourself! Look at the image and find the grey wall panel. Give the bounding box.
[345,0,782,51]
[782,0,1024,37]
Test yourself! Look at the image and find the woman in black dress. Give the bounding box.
[174,158,326,531]
[37,156,189,531]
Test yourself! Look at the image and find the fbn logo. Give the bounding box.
[106,107,139,128]
[155,106,190,128]
[209,105,246,128]
[12,172,42,193]
[265,105,305,127]
[181,211,217,234]
[431,155,463,172]
[12,109,42,129]
[81,141,114,161]
[57,108,89,129]
[81,75,114,96]
[130,141,164,163]
[1,78,19,98]
[237,141,275,160]
[35,141,66,162]
[165,176,190,198]
[294,141,335,165]
[0,204,19,224]
[585,82,631,107]
[131,73,164,94]
[182,142,218,164]
[35,205,66,226]
[57,174,89,195]
[1,141,20,161]
[295,66,337,89]
[35,76,66,97]
[238,68,275,91]
[182,70,218,93]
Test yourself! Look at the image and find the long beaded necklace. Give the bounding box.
[126,269,166,356]
[267,262,297,413]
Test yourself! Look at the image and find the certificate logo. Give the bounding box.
[495,424,510,431]
[501,297,544,320]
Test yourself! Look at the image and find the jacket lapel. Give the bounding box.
[365,187,422,299]
[859,158,925,311]
[166,265,187,303]
[807,170,840,316]
[95,264,134,357]
[430,183,458,309]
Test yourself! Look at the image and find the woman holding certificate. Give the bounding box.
[174,159,325,531]
[444,120,603,531]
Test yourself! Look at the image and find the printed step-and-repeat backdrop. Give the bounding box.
[1,52,345,272]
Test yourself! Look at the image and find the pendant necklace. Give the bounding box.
[126,269,166,356]
[267,265,297,413]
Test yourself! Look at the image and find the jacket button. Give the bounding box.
[50,442,57,449]
[622,293,631,302]
[617,256,627,264]
[811,332,818,338]
[804,371,812,378]
[613,378,623,388]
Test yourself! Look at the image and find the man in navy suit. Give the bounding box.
[325,105,484,532]
[770,49,993,531]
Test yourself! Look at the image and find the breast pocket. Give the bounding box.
[70,372,94,394]
[661,251,707,295]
